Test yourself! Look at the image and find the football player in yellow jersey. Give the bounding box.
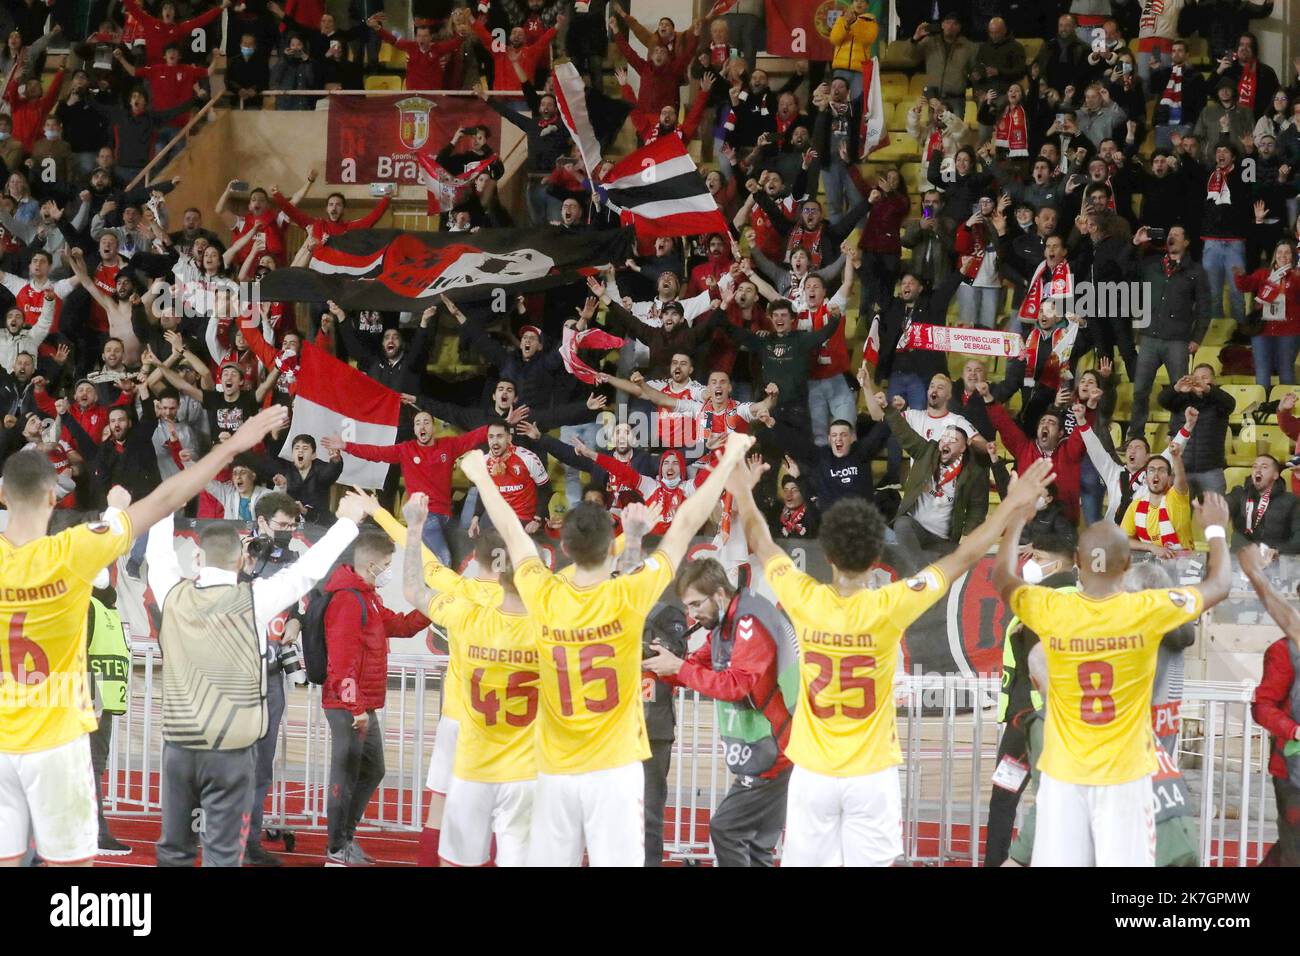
[460,435,753,867]
[0,402,290,867]
[728,436,1056,867]
[992,492,1232,866]
[371,500,502,867]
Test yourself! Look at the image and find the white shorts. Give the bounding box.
[1032,771,1156,867]
[440,776,535,867]
[0,735,98,864]
[425,717,460,795]
[526,762,644,867]
[782,763,902,867]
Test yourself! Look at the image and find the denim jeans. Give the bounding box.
[822,160,862,219]
[527,180,562,225]
[459,487,480,530]
[1251,334,1300,387]
[885,371,928,482]
[560,421,602,507]
[1201,238,1246,323]
[958,283,1001,328]
[1080,454,1105,524]
[1129,338,1190,440]
[420,512,452,566]
[808,375,858,447]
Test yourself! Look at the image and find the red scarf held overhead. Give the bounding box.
[994,105,1028,157]
[959,222,990,281]
[1237,62,1257,110]
[1018,259,1071,321]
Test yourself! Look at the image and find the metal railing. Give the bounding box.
[125,91,227,193]
[103,647,1273,866]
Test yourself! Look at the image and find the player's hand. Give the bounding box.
[336,489,373,525]
[621,501,662,539]
[226,405,288,454]
[1194,491,1229,530]
[400,491,429,529]
[643,640,683,677]
[1002,458,1056,518]
[460,450,489,485]
[106,486,132,511]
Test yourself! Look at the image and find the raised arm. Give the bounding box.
[459,450,539,569]
[1239,543,1300,644]
[658,434,754,568]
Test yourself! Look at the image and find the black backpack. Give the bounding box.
[301,587,367,686]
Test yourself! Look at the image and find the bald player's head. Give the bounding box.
[1077,521,1131,588]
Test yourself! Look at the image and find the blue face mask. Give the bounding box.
[44,129,58,140]
[240,46,255,56]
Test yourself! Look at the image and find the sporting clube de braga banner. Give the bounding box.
[324,93,502,185]
[114,525,1009,678]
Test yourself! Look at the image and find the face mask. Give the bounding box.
[271,529,293,549]
[0,132,9,141]
[1035,495,1048,511]
[93,568,111,590]
[44,130,58,140]
[1021,559,1048,585]
[240,46,255,56]
[373,565,393,589]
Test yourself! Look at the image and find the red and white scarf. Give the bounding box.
[959,222,991,281]
[1207,165,1234,205]
[1018,259,1072,321]
[560,325,625,384]
[1237,62,1257,111]
[1134,493,1181,548]
[924,124,944,166]
[1245,487,1272,534]
[780,503,809,535]
[932,455,964,498]
[1158,63,1183,121]
[1022,322,1079,388]
[1256,265,1292,321]
[786,223,824,267]
[994,104,1028,157]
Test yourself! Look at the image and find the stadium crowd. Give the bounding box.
[1,0,1300,870]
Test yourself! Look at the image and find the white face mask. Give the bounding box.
[373,565,393,589]
[1021,559,1048,585]
[44,129,58,140]
[93,568,111,590]
[1035,495,1048,511]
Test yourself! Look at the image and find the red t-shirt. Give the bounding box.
[137,64,207,128]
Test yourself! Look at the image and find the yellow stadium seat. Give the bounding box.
[882,72,909,102]
[1224,467,1252,490]
[389,48,409,69]
[378,41,395,63]
[1226,433,1255,466]
[1195,346,1221,374]
[1185,37,1209,66]
[872,133,919,163]
[1255,425,1294,461]
[889,101,911,132]
[1145,423,1170,449]
[1201,319,1234,346]
[908,74,928,98]
[880,40,915,71]
[1222,383,1267,414]
[1020,37,1042,64]
[964,101,978,126]
[1110,421,1123,447]
[1270,384,1300,404]
[365,75,402,91]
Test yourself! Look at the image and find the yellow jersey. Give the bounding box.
[427,591,539,783]
[764,553,948,777]
[1120,487,1193,550]
[513,550,674,775]
[1009,584,1204,785]
[371,507,502,723]
[0,513,134,753]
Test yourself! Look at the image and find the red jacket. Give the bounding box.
[321,565,430,714]
[6,69,63,151]
[615,32,697,114]
[661,593,792,778]
[271,191,390,243]
[1251,637,1300,780]
[472,21,556,93]
[377,29,462,90]
[123,0,225,64]
[988,400,1087,522]
[1233,266,1300,338]
[857,189,910,255]
[345,426,488,516]
[137,63,208,128]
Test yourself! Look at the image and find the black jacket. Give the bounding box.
[92,400,163,505]
[278,456,344,527]
[1228,478,1300,553]
[785,421,890,512]
[460,321,570,413]
[339,320,432,397]
[875,273,962,383]
[1128,252,1212,344]
[1150,63,1211,129]
[1157,384,1236,472]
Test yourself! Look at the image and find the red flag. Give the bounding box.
[764,0,835,59]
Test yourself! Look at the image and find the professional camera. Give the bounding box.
[269,641,307,687]
[643,603,689,660]
[244,533,298,579]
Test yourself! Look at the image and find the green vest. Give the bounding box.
[997,585,1078,722]
[87,597,130,717]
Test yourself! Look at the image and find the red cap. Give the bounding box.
[218,360,243,377]
[519,325,543,341]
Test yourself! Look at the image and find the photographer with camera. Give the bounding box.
[241,491,311,866]
[644,557,799,867]
[146,490,372,867]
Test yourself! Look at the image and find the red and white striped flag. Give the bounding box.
[416,151,497,216]
[862,314,882,367]
[858,57,890,161]
[281,342,401,489]
[553,61,604,184]
[599,136,729,240]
